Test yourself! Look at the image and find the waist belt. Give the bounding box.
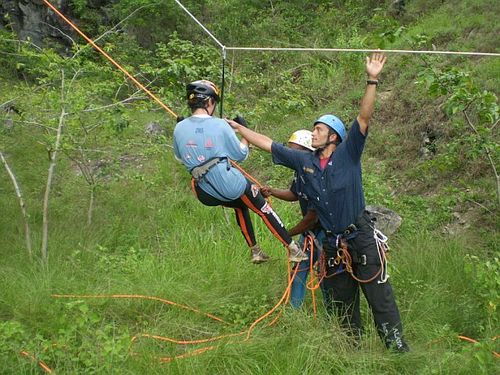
[190,157,226,181]
[325,224,358,241]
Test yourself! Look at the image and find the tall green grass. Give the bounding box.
[1,0,499,372]
[1,156,498,373]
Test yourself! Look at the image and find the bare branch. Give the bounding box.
[0,97,21,109]
[491,119,499,131]
[0,151,32,258]
[81,93,147,113]
[0,51,32,58]
[463,109,500,207]
[63,88,146,117]
[2,38,43,51]
[41,70,67,263]
[88,185,96,226]
[68,69,82,91]
[72,4,154,58]
[466,198,494,214]
[41,22,76,46]
[13,120,57,131]
[1,84,51,115]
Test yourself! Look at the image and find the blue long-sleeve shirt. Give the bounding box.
[271,119,367,233]
[173,115,249,201]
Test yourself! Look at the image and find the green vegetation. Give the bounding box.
[0,0,498,373]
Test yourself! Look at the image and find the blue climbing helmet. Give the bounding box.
[314,114,346,143]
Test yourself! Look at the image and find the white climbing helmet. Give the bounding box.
[288,129,315,151]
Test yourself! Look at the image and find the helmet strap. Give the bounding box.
[315,131,339,157]
[317,131,339,149]
[206,98,216,116]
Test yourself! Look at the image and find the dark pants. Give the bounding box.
[322,211,406,349]
[194,179,292,248]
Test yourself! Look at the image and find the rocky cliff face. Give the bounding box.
[1,1,73,46]
[0,1,113,48]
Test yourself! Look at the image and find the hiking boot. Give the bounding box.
[386,338,410,353]
[251,245,270,264]
[288,241,308,262]
[391,340,410,353]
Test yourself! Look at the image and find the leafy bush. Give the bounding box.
[464,255,500,332]
[0,302,131,373]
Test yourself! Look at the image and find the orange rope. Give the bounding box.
[42,0,178,119]
[159,346,217,363]
[230,161,261,188]
[306,236,318,318]
[325,241,382,283]
[51,264,298,364]
[40,0,313,366]
[230,160,272,205]
[133,332,244,346]
[245,262,299,340]
[20,351,53,373]
[458,335,500,358]
[51,294,228,324]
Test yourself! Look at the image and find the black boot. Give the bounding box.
[386,335,410,353]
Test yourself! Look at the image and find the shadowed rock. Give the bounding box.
[4,116,14,131]
[144,121,164,137]
[366,205,402,236]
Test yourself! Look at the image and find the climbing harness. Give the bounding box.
[324,223,390,284]
[190,157,227,181]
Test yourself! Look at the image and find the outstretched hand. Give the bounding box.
[260,186,272,198]
[225,118,240,131]
[366,53,387,79]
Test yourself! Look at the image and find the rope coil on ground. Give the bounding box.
[50,263,300,364]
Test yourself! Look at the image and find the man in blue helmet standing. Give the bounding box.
[173,80,308,265]
[227,53,409,352]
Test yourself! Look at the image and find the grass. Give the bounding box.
[1,156,498,373]
[1,0,499,373]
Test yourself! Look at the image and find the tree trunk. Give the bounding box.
[87,185,95,226]
[41,71,66,263]
[0,151,32,258]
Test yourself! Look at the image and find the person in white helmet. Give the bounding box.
[261,130,328,308]
[227,53,409,352]
[173,80,308,264]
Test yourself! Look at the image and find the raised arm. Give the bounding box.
[357,53,387,135]
[226,119,273,152]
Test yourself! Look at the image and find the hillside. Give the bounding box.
[0,0,498,373]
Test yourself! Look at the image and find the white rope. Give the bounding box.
[226,46,500,57]
[174,0,225,49]
[173,1,499,58]
[373,228,390,284]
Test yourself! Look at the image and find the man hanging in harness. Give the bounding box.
[227,53,409,352]
[173,80,308,264]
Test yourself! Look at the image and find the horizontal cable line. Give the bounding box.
[174,0,225,49]
[225,46,500,57]
[174,1,498,58]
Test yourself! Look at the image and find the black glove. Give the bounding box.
[176,116,185,123]
[233,115,248,128]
